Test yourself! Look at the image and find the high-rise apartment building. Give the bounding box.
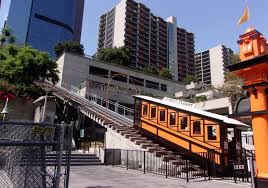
[195,45,234,87]
[97,0,195,81]
[1,0,84,57]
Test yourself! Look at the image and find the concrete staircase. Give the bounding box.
[104,122,207,179]
[21,152,102,166]
[40,82,206,178]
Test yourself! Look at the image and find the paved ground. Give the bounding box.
[69,166,251,188]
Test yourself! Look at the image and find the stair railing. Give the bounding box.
[59,82,134,121]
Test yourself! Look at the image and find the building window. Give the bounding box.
[180,117,188,130]
[129,76,144,86]
[169,113,176,126]
[146,80,159,90]
[161,84,167,92]
[193,121,201,135]
[207,126,217,140]
[151,107,156,118]
[111,71,127,82]
[159,110,166,121]
[143,105,148,115]
[89,66,109,78]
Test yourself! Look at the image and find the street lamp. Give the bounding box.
[1,98,9,121]
[105,73,127,109]
[36,82,55,123]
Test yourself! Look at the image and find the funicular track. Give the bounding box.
[39,82,207,180]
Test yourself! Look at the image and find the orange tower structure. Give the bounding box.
[228,27,268,187]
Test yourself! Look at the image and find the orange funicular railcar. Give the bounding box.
[133,95,248,167]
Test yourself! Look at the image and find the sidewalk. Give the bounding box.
[69,166,251,188]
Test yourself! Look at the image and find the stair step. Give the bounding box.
[141,144,157,149]
[181,165,200,172]
[129,136,145,142]
[134,140,149,145]
[171,160,185,166]
[20,162,103,166]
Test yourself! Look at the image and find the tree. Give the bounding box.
[143,66,159,76]
[183,75,199,84]
[0,27,16,46]
[159,68,173,79]
[0,45,59,97]
[230,53,241,64]
[97,47,131,66]
[54,41,84,57]
[215,72,245,108]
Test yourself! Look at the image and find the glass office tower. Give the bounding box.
[5,0,84,57]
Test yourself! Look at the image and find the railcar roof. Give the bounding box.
[134,95,248,128]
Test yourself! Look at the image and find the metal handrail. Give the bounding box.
[60,82,134,120]
[91,95,134,113]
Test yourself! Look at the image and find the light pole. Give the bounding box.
[105,73,127,109]
[36,82,55,123]
[1,97,9,121]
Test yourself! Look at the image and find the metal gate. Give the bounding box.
[0,121,72,188]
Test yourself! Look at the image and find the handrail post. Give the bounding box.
[144,151,146,174]
[105,149,107,166]
[126,150,128,170]
[98,144,100,159]
[65,123,73,188]
[233,161,237,183]
[113,149,115,167]
[166,160,168,178]
[186,160,189,182]
[249,155,256,188]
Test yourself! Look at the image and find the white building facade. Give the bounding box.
[195,45,234,87]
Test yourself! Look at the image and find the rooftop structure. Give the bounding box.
[56,52,185,107]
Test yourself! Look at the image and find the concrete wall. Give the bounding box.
[195,97,232,115]
[56,52,186,99]
[105,127,143,150]
[57,53,90,87]
[0,98,35,121]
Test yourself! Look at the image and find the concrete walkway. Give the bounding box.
[69,166,251,188]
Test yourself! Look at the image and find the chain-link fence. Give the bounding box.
[0,121,72,188]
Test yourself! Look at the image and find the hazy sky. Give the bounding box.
[1,0,267,55]
[81,0,268,55]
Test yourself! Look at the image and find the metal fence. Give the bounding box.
[104,149,208,182]
[0,121,72,188]
[104,148,255,184]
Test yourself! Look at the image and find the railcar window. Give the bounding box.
[207,126,217,140]
[181,117,188,130]
[193,121,201,135]
[169,113,176,126]
[143,105,148,115]
[160,110,166,121]
[151,107,156,118]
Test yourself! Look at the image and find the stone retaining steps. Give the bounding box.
[21,153,103,166]
[104,121,206,178]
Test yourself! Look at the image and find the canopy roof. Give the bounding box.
[134,95,248,128]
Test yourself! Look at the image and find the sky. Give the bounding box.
[81,0,268,55]
[1,0,268,55]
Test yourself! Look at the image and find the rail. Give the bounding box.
[90,95,134,120]
[58,82,134,123]
[104,149,207,182]
[40,82,134,127]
